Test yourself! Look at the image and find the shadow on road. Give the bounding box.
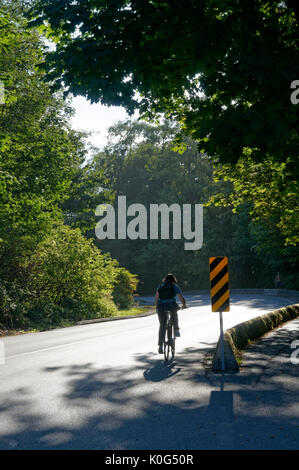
[143,360,181,382]
[229,295,296,312]
[0,324,298,450]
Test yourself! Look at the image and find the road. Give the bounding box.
[0,293,298,450]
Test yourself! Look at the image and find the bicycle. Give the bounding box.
[163,304,188,362]
[163,309,176,362]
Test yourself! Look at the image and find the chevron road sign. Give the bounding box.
[209,256,230,371]
[209,256,230,312]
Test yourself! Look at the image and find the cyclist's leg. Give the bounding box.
[171,303,180,336]
[157,305,167,347]
[171,302,179,329]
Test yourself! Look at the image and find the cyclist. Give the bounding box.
[155,273,186,354]
[275,272,281,289]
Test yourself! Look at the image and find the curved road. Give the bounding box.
[0,293,297,450]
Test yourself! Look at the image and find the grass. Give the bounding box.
[0,327,39,337]
[235,350,243,366]
[0,320,80,337]
[116,305,155,316]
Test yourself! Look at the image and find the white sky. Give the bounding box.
[70,96,132,150]
[43,40,137,152]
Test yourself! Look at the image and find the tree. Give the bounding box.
[29,0,298,165]
[27,223,118,308]
[0,0,86,240]
[209,155,299,289]
[26,1,298,291]
[0,2,139,329]
[61,158,114,233]
[92,120,260,293]
[90,119,298,292]
[210,154,299,247]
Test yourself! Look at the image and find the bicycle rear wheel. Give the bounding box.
[171,328,175,360]
[164,320,173,362]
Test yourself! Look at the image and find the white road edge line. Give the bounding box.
[6,339,97,359]
[5,324,154,360]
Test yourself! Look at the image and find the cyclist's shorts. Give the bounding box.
[157,301,179,314]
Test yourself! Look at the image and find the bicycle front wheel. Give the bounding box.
[164,341,170,362]
[164,321,173,362]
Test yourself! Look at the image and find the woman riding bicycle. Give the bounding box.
[155,273,186,354]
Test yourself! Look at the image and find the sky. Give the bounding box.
[43,38,131,151]
[43,40,132,151]
[70,96,133,151]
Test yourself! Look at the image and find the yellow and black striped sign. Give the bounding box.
[209,256,230,312]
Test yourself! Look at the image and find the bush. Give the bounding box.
[24,297,118,329]
[61,296,118,319]
[60,297,94,321]
[26,301,66,329]
[112,268,138,309]
[89,297,118,318]
[0,280,32,329]
[26,223,118,309]
[0,223,139,330]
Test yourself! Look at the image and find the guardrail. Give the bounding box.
[212,303,299,372]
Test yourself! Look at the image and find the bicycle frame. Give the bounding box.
[163,310,175,362]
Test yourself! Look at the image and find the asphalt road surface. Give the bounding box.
[0,293,298,450]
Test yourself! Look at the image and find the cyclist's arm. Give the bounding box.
[178,293,186,308]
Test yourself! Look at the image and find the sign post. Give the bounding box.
[209,256,230,371]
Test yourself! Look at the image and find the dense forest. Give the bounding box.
[0,1,137,331]
[0,0,298,331]
[83,120,298,294]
